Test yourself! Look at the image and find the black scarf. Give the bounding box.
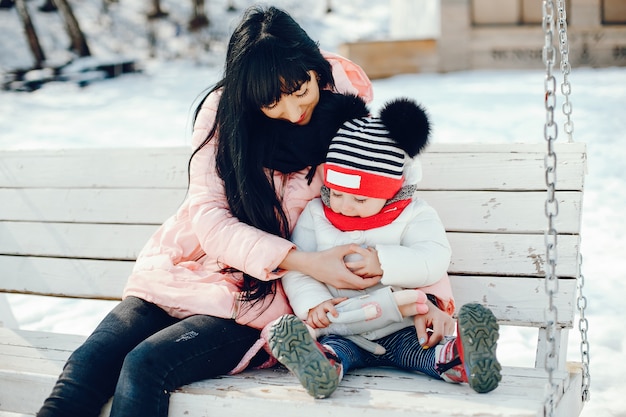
[258,90,369,178]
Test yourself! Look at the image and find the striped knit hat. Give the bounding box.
[324,98,430,200]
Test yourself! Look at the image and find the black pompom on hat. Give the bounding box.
[324,98,430,199]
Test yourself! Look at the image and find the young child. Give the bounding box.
[268,98,501,399]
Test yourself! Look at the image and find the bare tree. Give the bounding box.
[38,0,57,12]
[14,0,46,68]
[0,0,14,9]
[100,0,118,14]
[54,0,91,57]
[188,0,208,31]
[147,0,167,19]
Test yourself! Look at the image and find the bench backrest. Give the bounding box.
[0,143,587,368]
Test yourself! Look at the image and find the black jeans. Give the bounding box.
[37,296,265,417]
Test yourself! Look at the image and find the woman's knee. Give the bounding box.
[121,341,164,380]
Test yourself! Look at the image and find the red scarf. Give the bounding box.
[322,199,411,232]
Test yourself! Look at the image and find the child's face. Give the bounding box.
[328,189,387,218]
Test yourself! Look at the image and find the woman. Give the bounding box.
[37,6,453,417]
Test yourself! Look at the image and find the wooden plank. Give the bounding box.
[0,188,185,224]
[0,257,576,327]
[536,328,570,370]
[448,233,580,278]
[338,39,439,79]
[450,275,577,327]
[0,328,576,417]
[0,222,155,260]
[418,145,586,191]
[421,190,583,234]
[0,223,580,277]
[0,143,586,190]
[0,188,582,234]
[0,147,190,189]
[0,256,131,299]
[0,366,563,417]
[554,363,584,417]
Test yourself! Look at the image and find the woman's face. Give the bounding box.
[260,70,320,125]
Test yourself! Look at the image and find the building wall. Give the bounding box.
[439,0,626,72]
[340,0,626,78]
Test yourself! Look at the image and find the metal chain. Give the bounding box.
[556,0,591,402]
[542,1,559,416]
[577,254,592,401]
[556,1,574,142]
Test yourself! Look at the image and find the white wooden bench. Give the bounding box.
[0,143,587,417]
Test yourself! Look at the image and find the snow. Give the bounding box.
[1,1,625,416]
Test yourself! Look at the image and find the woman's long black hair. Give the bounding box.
[189,6,335,308]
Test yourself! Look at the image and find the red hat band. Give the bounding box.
[324,164,403,200]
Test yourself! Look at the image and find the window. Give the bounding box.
[603,0,626,24]
[472,0,570,26]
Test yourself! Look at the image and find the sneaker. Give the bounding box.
[268,314,342,399]
[435,303,502,393]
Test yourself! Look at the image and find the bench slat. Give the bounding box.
[420,146,586,191]
[0,148,190,189]
[0,261,576,326]
[452,275,576,327]
[0,188,185,225]
[0,365,576,417]
[425,190,582,234]
[0,222,155,260]
[448,232,580,278]
[0,188,583,234]
[0,327,582,417]
[0,256,130,299]
[0,143,586,191]
[0,223,580,277]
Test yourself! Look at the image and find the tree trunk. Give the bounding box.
[188,0,208,31]
[14,0,46,68]
[38,0,57,12]
[0,0,14,10]
[147,0,167,19]
[53,0,91,57]
[101,0,119,15]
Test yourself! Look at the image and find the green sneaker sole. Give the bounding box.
[268,315,339,399]
[457,303,502,393]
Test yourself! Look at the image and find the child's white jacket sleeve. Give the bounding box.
[282,203,335,321]
[376,199,451,288]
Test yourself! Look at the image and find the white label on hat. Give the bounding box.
[326,168,361,190]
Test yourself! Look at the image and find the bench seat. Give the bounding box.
[0,143,588,417]
[0,327,583,417]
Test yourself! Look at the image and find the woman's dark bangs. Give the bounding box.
[245,46,311,108]
[246,60,283,108]
[278,60,311,95]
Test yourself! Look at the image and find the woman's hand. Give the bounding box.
[280,244,381,290]
[413,300,456,349]
[306,297,348,329]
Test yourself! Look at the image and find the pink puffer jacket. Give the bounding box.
[123,52,374,330]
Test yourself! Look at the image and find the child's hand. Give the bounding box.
[306,297,348,329]
[344,245,383,279]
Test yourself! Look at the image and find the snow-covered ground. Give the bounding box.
[1,1,625,416]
